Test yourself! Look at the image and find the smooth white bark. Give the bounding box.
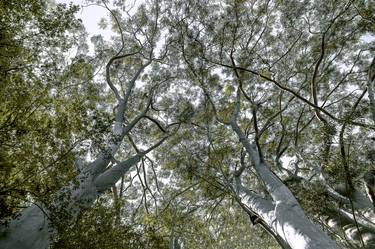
[0,157,138,248]
[230,91,339,249]
[0,132,167,248]
[237,178,339,249]
[0,205,51,249]
[0,171,97,249]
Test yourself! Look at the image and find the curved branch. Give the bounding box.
[208,59,375,130]
[105,52,140,100]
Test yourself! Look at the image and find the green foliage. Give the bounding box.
[2,0,375,248]
[154,199,278,249]
[52,196,168,249]
[0,0,97,225]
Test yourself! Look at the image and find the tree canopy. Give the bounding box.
[1,0,375,248]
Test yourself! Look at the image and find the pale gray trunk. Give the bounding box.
[230,91,339,249]
[323,186,375,248]
[0,205,52,249]
[0,171,97,249]
[325,208,375,248]
[0,151,147,249]
[237,180,339,249]
[0,133,166,248]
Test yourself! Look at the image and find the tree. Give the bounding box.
[1,0,375,248]
[0,0,90,230]
[1,0,172,248]
[158,0,375,248]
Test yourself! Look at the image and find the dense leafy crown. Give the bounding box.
[1,0,375,248]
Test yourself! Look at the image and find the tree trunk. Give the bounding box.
[0,53,167,247]
[0,168,99,248]
[237,180,339,249]
[0,171,98,249]
[230,95,339,249]
[0,132,167,248]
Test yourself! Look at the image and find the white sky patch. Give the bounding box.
[55,0,114,54]
[55,0,147,49]
[362,33,375,43]
[281,155,296,169]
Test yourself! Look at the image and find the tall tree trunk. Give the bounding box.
[230,91,339,249]
[0,156,141,249]
[236,184,339,249]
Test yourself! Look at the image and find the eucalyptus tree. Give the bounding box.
[1,0,88,233]
[2,0,375,248]
[159,0,375,248]
[0,1,176,248]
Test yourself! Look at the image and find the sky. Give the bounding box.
[55,0,114,53]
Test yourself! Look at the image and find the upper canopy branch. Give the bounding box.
[105,51,140,100]
[368,56,375,124]
[208,59,375,130]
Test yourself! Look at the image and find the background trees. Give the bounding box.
[0,0,88,227]
[1,0,375,248]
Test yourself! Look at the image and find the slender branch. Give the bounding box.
[310,33,328,124]
[123,61,152,108]
[94,135,168,191]
[208,59,374,130]
[105,52,140,100]
[144,115,166,132]
[368,57,375,124]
